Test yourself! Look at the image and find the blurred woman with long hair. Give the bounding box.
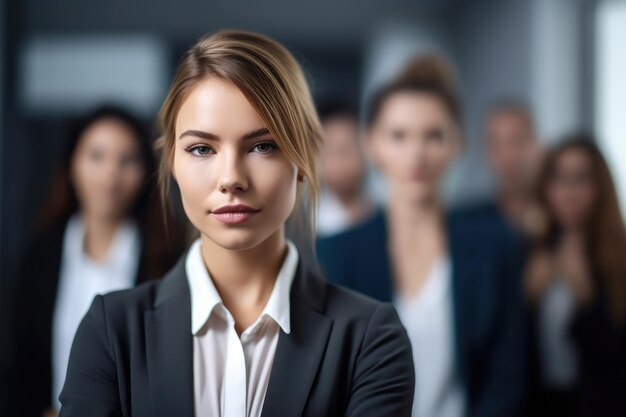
[8,105,185,417]
[525,135,626,417]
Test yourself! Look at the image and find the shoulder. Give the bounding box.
[318,210,385,245]
[316,210,386,263]
[447,200,516,249]
[448,200,507,232]
[84,280,160,338]
[99,279,159,313]
[314,275,401,330]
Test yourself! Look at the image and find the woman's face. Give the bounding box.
[71,118,146,221]
[173,77,299,251]
[546,148,596,230]
[367,91,461,203]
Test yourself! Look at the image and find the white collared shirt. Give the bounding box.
[52,214,140,409]
[185,238,299,417]
[394,255,465,417]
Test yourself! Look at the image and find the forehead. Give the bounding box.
[80,118,138,148]
[488,109,530,130]
[378,91,451,127]
[556,148,592,170]
[175,77,266,138]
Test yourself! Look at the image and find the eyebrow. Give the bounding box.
[178,127,271,141]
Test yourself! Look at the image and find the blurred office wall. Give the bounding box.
[596,0,626,219]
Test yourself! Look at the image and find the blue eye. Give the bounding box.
[188,144,214,156]
[252,142,278,154]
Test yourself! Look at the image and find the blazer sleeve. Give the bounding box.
[344,303,415,417]
[59,295,123,417]
[473,233,528,417]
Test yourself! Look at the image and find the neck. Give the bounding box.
[336,189,372,223]
[387,188,443,230]
[81,212,124,262]
[200,228,288,333]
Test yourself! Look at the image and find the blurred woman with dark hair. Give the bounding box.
[8,105,185,417]
[525,135,626,417]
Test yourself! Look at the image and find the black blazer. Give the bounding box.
[58,251,415,417]
[316,208,527,417]
[7,220,158,417]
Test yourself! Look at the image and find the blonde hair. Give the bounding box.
[156,30,323,238]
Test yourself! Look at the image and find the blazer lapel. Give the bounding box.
[144,256,194,417]
[261,262,333,417]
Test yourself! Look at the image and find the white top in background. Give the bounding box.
[538,278,579,387]
[394,255,465,417]
[52,214,140,409]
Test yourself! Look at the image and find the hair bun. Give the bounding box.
[394,54,458,97]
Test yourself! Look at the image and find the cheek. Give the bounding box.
[251,157,298,216]
[426,143,456,177]
[574,186,596,215]
[373,139,407,179]
[173,152,213,213]
[119,165,145,196]
[547,185,567,212]
[71,156,97,195]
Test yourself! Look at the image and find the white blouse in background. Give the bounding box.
[316,189,353,237]
[185,238,299,417]
[52,214,140,409]
[394,256,465,417]
[538,278,579,387]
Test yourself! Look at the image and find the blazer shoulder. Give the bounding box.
[95,279,161,331]
[322,279,396,324]
[448,202,515,247]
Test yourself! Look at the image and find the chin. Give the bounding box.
[202,227,273,252]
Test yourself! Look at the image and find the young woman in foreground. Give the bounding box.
[58,30,414,417]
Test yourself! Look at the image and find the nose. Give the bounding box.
[217,149,248,193]
[411,136,427,163]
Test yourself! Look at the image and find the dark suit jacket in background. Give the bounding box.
[316,207,527,417]
[58,251,415,417]
[7,220,159,417]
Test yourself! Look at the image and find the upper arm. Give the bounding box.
[59,295,123,417]
[344,304,415,417]
[473,232,528,417]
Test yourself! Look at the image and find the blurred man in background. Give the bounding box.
[316,100,373,237]
[484,100,544,236]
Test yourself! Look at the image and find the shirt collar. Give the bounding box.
[185,238,299,335]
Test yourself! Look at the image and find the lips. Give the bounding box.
[210,204,260,225]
